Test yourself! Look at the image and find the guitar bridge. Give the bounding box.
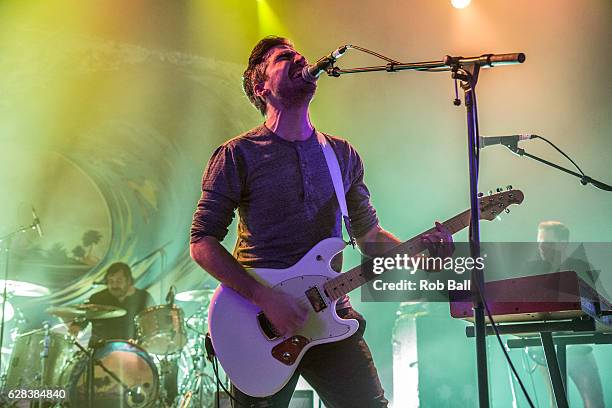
[305,286,327,312]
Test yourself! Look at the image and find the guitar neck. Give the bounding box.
[323,209,473,301]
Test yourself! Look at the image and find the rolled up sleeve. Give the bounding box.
[190,143,245,243]
[345,146,379,238]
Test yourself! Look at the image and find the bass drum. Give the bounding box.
[59,340,158,408]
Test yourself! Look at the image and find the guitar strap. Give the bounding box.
[316,131,356,248]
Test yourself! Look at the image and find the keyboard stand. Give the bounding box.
[465,316,612,408]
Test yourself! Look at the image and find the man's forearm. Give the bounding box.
[357,225,402,257]
[357,224,448,271]
[189,236,266,305]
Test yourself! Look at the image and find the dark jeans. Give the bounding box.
[231,308,388,408]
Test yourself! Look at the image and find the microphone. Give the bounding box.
[302,45,350,83]
[31,206,43,237]
[166,286,176,305]
[479,134,537,148]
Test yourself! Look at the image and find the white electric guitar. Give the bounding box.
[208,188,524,397]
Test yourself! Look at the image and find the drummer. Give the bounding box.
[69,262,154,344]
[69,262,178,404]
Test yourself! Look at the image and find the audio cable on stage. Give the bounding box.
[470,94,536,408]
[206,333,252,408]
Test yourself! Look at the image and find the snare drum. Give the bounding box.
[135,305,187,355]
[59,340,158,407]
[5,329,76,388]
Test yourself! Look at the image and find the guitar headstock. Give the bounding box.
[479,186,524,221]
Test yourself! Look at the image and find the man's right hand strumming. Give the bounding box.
[190,237,309,336]
[253,285,309,337]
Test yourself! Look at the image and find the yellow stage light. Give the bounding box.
[451,0,471,9]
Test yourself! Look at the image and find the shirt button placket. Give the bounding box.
[297,145,307,200]
[302,163,309,198]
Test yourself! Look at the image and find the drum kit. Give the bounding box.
[0,282,220,408]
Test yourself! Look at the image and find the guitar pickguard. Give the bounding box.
[269,274,354,342]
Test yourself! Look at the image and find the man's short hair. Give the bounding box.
[538,220,570,241]
[242,36,293,116]
[104,262,134,284]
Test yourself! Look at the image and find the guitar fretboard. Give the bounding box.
[323,209,473,300]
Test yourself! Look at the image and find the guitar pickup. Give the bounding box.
[257,312,280,340]
[305,287,327,312]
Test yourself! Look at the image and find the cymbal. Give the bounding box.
[175,289,215,303]
[47,303,126,320]
[0,280,49,297]
[0,298,14,322]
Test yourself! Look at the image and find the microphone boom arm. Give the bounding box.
[506,145,612,191]
[327,52,525,77]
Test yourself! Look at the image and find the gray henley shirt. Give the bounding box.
[190,125,379,305]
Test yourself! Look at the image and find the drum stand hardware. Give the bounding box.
[38,321,51,408]
[176,334,209,408]
[176,310,216,408]
[153,354,175,407]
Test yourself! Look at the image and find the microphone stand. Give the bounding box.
[0,220,41,379]
[504,145,612,191]
[453,59,490,408]
[39,321,51,408]
[131,240,172,268]
[328,52,526,407]
[129,240,171,302]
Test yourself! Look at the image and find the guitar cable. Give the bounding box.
[521,348,541,408]
[206,333,252,408]
[469,95,536,408]
[470,274,536,408]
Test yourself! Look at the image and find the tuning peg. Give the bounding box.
[488,190,493,196]
[506,185,513,190]
[505,208,510,214]
[478,192,484,197]
[496,187,503,193]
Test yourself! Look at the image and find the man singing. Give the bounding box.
[190,36,452,407]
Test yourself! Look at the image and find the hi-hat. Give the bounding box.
[0,280,49,297]
[175,289,215,303]
[47,303,126,320]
